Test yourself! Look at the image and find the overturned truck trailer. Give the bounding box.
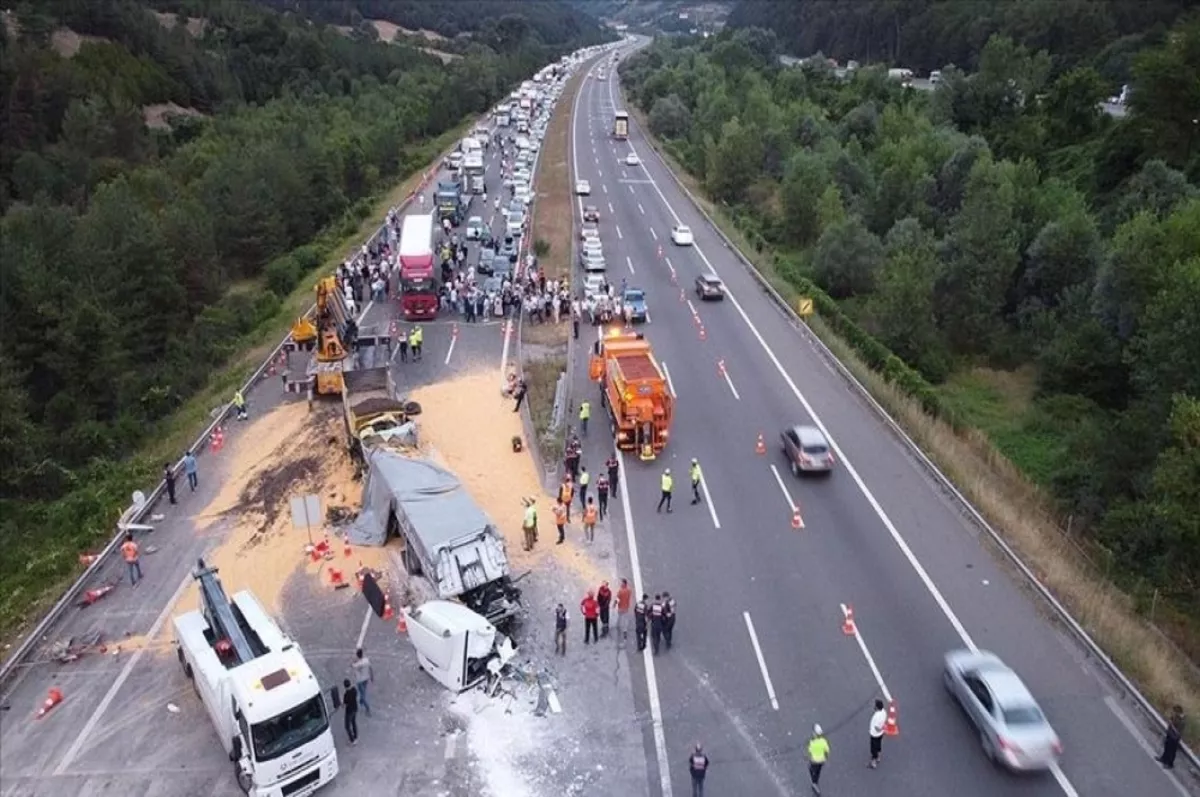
[347,452,521,627]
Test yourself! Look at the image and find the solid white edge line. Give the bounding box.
[721,369,741,401]
[743,612,780,711]
[443,334,457,366]
[768,464,797,512]
[660,361,678,398]
[585,59,673,797]
[55,573,193,775]
[698,472,721,530]
[356,605,374,650]
[840,602,892,702]
[686,298,698,316]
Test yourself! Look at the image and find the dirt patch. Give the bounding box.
[50,28,108,58]
[143,102,206,131]
[528,67,585,288]
[151,11,206,36]
[521,322,570,347]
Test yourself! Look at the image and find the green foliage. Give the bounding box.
[623,21,1200,609]
[0,0,605,636]
[533,237,550,258]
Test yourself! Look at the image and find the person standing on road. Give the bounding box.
[341,679,359,745]
[579,400,591,436]
[606,453,620,494]
[522,497,538,551]
[583,498,598,543]
[597,581,612,637]
[183,450,198,491]
[656,469,674,513]
[596,472,610,519]
[649,594,665,655]
[352,649,374,717]
[163,463,177,505]
[121,533,142,587]
[553,499,568,545]
[233,389,248,421]
[558,478,574,523]
[554,603,568,656]
[868,699,886,768]
[689,459,703,505]
[512,377,527,412]
[663,592,677,649]
[616,579,632,642]
[411,325,424,361]
[396,326,408,363]
[808,724,830,794]
[688,743,710,797]
[581,591,599,645]
[1157,705,1186,769]
[634,594,648,651]
[578,466,590,509]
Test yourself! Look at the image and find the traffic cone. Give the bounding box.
[842,605,857,636]
[755,434,766,455]
[791,508,804,529]
[383,595,395,620]
[395,610,408,634]
[343,541,352,558]
[698,326,706,341]
[679,288,685,302]
[78,553,98,567]
[452,322,459,338]
[717,359,726,377]
[36,687,64,718]
[329,568,344,586]
[885,700,899,737]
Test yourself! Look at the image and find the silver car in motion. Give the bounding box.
[943,649,1062,772]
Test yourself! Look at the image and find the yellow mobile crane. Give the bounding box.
[283,277,391,400]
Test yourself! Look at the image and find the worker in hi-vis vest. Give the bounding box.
[689,459,703,504]
[579,400,591,436]
[657,469,673,513]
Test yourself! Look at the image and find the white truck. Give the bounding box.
[888,68,914,85]
[463,151,485,193]
[174,560,338,797]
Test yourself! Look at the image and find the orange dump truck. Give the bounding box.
[588,331,674,460]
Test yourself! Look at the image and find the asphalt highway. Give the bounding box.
[569,48,1189,797]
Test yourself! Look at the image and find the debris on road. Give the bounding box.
[76,582,118,608]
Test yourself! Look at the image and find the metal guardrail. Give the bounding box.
[634,110,1199,774]
[0,154,449,686]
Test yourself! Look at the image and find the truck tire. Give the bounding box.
[403,401,423,416]
[402,545,423,576]
[177,647,194,681]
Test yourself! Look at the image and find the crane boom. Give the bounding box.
[194,558,255,665]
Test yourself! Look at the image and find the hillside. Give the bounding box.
[0,0,598,634]
[620,19,1200,647]
[727,0,1193,80]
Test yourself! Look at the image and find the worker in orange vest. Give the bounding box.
[553,499,569,545]
[121,532,142,587]
[583,498,598,543]
[558,478,575,522]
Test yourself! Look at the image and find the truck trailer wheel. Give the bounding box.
[177,647,194,681]
[403,401,423,416]
[402,545,423,576]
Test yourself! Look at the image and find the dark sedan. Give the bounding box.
[695,274,725,300]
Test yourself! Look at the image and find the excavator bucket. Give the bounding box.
[588,354,605,382]
[289,317,318,347]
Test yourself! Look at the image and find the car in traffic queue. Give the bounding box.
[477,247,497,276]
[580,222,600,242]
[694,274,725,301]
[506,209,525,238]
[465,216,487,241]
[943,650,1063,772]
[579,239,604,265]
[781,425,835,476]
[623,288,648,323]
[581,250,607,273]
[582,273,607,299]
[671,224,694,246]
[583,205,601,222]
[625,152,640,166]
[575,180,591,196]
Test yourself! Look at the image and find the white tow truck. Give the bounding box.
[174,560,338,797]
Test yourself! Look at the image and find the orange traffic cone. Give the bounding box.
[36,687,64,719]
[755,434,766,455]
[842,605,857,636]
[343,541,352,558]
[717,359,726,377]
[329,568,344,586]
[383,595,395,620]
[698,326,707,341]
[791,508,804,529]
[885,699,899,737]
[78,553,98,567]
[395,611,408,634]
[679,288,685,302]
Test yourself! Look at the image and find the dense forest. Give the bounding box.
[728,0,1193,82]
[620,19,1199,613]
[0,0,604,631]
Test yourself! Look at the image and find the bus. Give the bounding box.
[613,111,629,140]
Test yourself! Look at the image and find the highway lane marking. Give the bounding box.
[602,183,608,194]
[769,465,798,512]
[580,59,673,797]
[498,320,514,383]
[720,363,742,401]
[1103,697,1189,796]
[660,361,678,397]
[649,227,658,240]
[840,603,892,702]
[55,572,193,775]
[356,605,374,649]
[638,202,646,215]
[629,184,636,194]
[615,225,623,240]
[698,468,721,529]
[626,255,636,274]
[610,73,1090,797]
[743,612,780,710]
[444,333,457,366]
[608,202,615,214]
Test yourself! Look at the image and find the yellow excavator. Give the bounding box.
[283,277,391,399]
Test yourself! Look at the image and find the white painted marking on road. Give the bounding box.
[626,255,636,274]
[498,319,513,385]
[443,333,457,366]
[840,603,892,701]
[649,227,658,240]
[615,225,623,240]
[743,612,780,711]
[686,298,699,316]
[638,202,646,215]
[356,605,373,650]
[582,59,673,797]
[629,184,636,195]
[721,367,742,401]
[55,573,193,775]
[769,464,797,512]
[660,361,679,398]
[697,469,721,529]
[444,732,458,760]
[608,202,615,214]
[602,183,608,194]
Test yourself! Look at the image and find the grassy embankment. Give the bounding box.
[0,122,472,646]
[521,61,595,467]
[629,105,1200,741]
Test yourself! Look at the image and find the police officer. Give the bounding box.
[233,389,248,421]
[596,472,610,520]
[649,593,665,655]
[579,400,591,436]
[663,591,677,649]
[689,458,702,504]
[689,743,710,797]
[656,469,673,513]
[606,452,620,494]
[634,594,648,651]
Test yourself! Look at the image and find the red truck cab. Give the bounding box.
[398,213,439,319]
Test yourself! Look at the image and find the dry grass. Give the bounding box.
[524,356,568,466]
[143,102,206,131]
[632,106,1200,742]
[49,28,108,58]
[522,323,570,347]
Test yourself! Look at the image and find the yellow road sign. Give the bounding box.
[796,297,814,317]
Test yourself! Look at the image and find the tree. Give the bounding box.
[779,150,830,246]
[1130,15,1200,171]
[811,215,884,298]
[1041,67,1107,148]
[647,94,691,139]
[705,117,762,204]
[1019,209,1103,311]
[868,218,948,380]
